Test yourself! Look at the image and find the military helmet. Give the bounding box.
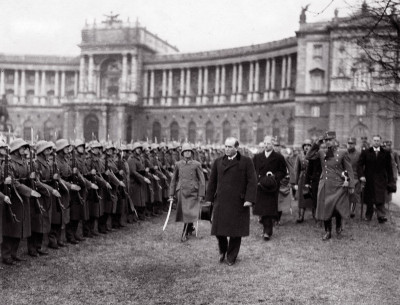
[150,143,159,151]
[90,140,102,149]
[74,139,85,148]
[36,140,53,155]
[302,139,313,149]
[55,139,70,152]
[10,138,29,153]
[181,143,194,156]
[324,131,336,140]
[103,142,116,151]
[132,142,142,151]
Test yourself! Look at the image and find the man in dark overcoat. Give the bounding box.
[357,135,394,223]
[253,136,287,240]
[205,137,257,266]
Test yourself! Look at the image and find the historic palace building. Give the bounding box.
[1,6,399,148]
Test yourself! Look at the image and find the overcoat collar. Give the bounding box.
[222,152,241,172]
[37,155,49,167]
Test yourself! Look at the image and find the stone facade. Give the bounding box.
[0,9,398,148]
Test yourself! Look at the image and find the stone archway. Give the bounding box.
[84,113,99,141]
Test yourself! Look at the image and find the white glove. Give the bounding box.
[70,184,81,191]
[52,189,61,198]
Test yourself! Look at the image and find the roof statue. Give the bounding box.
[102,11,122,26]
[300,4,310,23]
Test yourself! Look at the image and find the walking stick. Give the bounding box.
[360,182,365,220]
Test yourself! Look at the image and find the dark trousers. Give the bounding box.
[83,218,97,236]
[66,220,79,241]
[216,236,242,263]
[366,202,386,219]
[48,223,62,246]
[261,216,274,236]
[27,232,43,253]
[1,236,20,260]
[98,213,110,232]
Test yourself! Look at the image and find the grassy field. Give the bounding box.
[1,203,400,305]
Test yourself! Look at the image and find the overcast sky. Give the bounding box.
[0,0,362,56]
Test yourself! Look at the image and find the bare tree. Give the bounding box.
[347,0,400,114]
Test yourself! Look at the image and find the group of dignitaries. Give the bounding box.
[0,137,225,266]
[0,131,397,267]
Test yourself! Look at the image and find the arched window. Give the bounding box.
[222,120,231,141]
[43,120,54,141]
[188,121,196,143]
[272,118,280,140]
[170,121,179,141]
[288,118,295,145]
[23,120,33,140]
[84,114,99,141]
[310,68,324,92]
[152,121,161,143]
[205,121,214,144]
[239,120,248,144]
[256,119,264,144]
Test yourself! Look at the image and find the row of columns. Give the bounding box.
[79,53,138,96]
[143,54,294,106]
[0,69,78,100]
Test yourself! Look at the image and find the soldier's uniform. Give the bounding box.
[127,142,148,220]
[2,139,36,263]
[346,137,361,218]
[28,141,58,256]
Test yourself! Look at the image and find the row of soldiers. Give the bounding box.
[0,138,236,266]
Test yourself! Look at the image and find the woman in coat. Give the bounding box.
[206,137,257,266]
[306,132,354,240]
[169,143,205,242]
[294,139,314,223]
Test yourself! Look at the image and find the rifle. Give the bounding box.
[51,150,65,212]
[4,147,19,223]
[117,149,138,216]
[88,157,102,202]
[29,146,45,215]
[71,148,84,205]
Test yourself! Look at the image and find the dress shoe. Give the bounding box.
[180,236,188,242]
[226,260,235,266]
[378,217,388,223]
[12,256,27,262]
[336,227,343,235]
[37,249,49,256]
[322,232,332,241]
[48,243,60,250]
[57,241,67,247]
[219,253,226,263]
[364,216,372,221]
[263,233,270,241]
[2,258,16,265]
[28,251,39,257]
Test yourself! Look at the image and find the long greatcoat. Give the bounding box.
[169,159,205,223]
[128,154,147,208]
[4,155,35,239]
[33,155,56,233]
[205,153,257,237]
[307,144,354,220]
[295,153,314,209]
[357,146,394,205]
[86,154,108,218]
[253,151,287,217]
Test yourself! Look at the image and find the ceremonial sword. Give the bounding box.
[162,197,174,231]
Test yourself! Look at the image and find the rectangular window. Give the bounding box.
[356,104,366,116]
[311,105,320,117]
[313,44,323,58]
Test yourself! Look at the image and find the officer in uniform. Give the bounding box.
[306,132,355,240]
[346,137,361,218]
